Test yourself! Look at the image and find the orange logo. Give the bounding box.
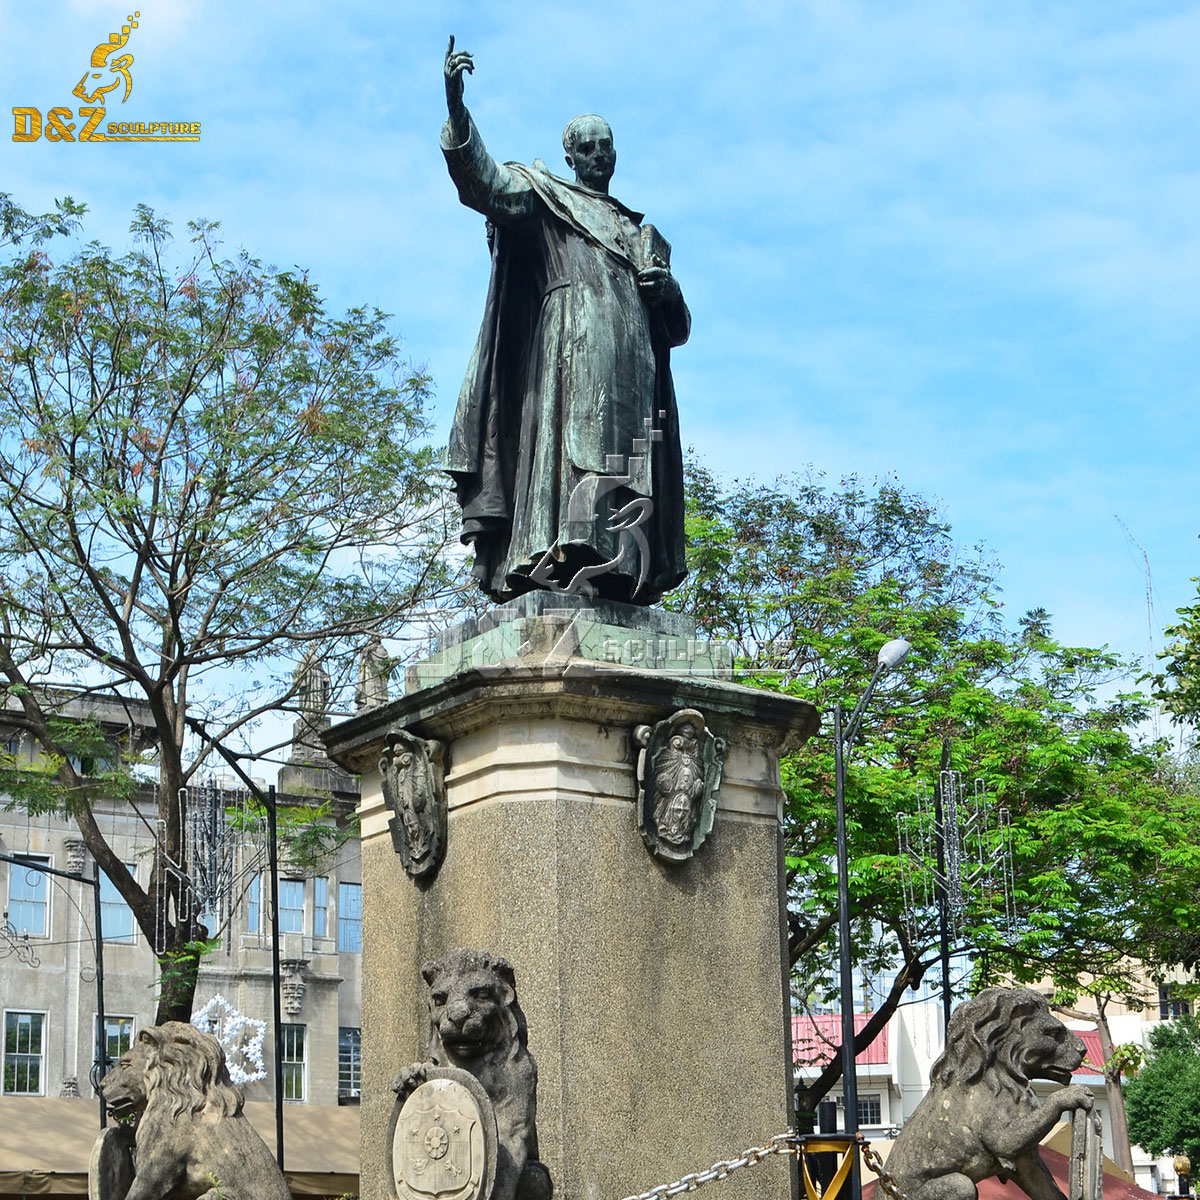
[13,12,201,143]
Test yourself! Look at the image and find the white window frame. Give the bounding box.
[281,1023,306,1102]
[246,873,261,935]
[279,879,305,935]
[337,882,362,953]
[856,1092,883,1126]
[6,853,51,939]
[92,1013,136,1091]
[3,1009,48,1096]
[313,877,328,939]
[338,1026,361,1098]
[95,1013,136,1060]
[99,863,138,944]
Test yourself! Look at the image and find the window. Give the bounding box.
[100,865,136,943]
[338,1027,361,1099]
[7,855,49,937]
[857,1093,882,1126]
[279,880,304,935]
[93,1015,134,1091]
[195,894,220,938]
[98,1015,134,1061]
[281,1024,305,1101]
[3,1012,46,1095]
[246,874,261,934]
[337,882,362,953]
[68,751,111,776]
[1159,986,1193,1020]
[313,877,328,938]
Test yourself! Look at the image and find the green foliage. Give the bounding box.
[1126,1015,1200,1160]
[155,938,219,1023]
[0,197,456,1018]
[672,462,1200,1101]
[0,205,451,711]
[1109,1042,1146,1079]
[277,801,358,875]
[0,714,142,816]
[0,192,85,252]
[1153,581,1200,726]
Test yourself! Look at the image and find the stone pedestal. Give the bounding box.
[325,623,818,1200]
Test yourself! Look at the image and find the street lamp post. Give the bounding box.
[834,637,911,1200]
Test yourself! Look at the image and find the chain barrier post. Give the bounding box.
[615,1130,910,1200]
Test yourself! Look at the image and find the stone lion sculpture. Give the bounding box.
[885,988,1094,1200]
[96,1021,291,1200]
[393,948,552,1200]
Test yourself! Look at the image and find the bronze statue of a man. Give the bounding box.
[441,37,690,605]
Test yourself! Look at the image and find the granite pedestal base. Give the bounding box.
[325,648,818,1200]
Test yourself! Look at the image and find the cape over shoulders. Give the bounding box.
[504,158,646,225]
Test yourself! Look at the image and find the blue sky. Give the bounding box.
[4,0,1199,716]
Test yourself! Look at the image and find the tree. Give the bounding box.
[671,463,1200,1119]
[1154,579,1200,724]
[1126,1015,1200,1162]
[0,202,456,1020]
[0,192,85,253]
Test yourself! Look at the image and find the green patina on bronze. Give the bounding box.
[441,38,689,605]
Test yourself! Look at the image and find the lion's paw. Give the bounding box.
[516,1160,554,1200]
[1058,1085,1094,1112]
[391,1062,428,1099]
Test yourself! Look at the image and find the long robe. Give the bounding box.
[442,115,689,605]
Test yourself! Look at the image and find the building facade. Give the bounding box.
[1,692,363,1113]
[793,992,1195,1196]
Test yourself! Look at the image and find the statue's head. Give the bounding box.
[563,114,615,192]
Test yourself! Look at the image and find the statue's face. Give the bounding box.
[567,117,615,190]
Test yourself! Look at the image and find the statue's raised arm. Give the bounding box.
[443,36,473,148]
[440,37,536,222]
[441,34,690,606]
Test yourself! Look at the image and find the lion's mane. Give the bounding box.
[929,987,1050,1101]
[139,1021,244,1123]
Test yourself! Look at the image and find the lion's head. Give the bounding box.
[423,948,528,1063]
[100,1021,243,1123]
[930,987,1086,1100]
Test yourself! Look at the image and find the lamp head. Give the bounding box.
[877,638,912,670]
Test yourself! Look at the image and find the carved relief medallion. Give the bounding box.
[381,729,447,880]
[634,708,725,863]
[88,1124,136,1200]
[388,1068,498,1200]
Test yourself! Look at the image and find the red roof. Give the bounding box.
[792,1014,889,1068]
[1074,1030,1106,1077]
[865,1147,1155,1200]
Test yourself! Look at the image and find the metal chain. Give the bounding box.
[861,1143,909,1200]
[617,1132,799,1200]
[617,1132,912,1200]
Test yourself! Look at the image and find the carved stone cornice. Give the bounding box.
[324,659,818,774]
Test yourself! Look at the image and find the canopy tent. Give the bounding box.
[0,1097,359,1198]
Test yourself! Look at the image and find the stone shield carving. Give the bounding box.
[382,729,447,880]
[88,1125,135,1200]
[634,708,725,863]
[388,1067,498,1200]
